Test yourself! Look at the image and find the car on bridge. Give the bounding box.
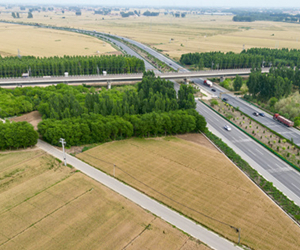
[211,88,216,92]
[253,112,259,116]
[259,113,265,117]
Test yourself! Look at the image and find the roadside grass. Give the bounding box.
[77,136,300,250]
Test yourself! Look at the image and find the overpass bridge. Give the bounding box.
[0,68,270,88]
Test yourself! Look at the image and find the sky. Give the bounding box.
[3,0,300,8]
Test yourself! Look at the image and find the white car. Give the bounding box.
[224,125,231,131]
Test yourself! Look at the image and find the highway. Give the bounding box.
[195,80,300,146]
[107,33,300,205]
[196,100,300,206]
[105,30,300,146]
[37,139,241,250]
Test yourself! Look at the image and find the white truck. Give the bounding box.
[204,79,213,87]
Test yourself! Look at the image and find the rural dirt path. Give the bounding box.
[37,139,242,250]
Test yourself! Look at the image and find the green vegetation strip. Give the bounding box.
[203,130,300,223]
[200,100,300,173]
[240,97,300,147]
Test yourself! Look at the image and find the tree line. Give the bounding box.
[180,48,300,69]
[0,121,38,150]
[0,54,145,77]
[38,110,206,146]
[246,67,298,102]
[232,12,300,23]
[37,71,196,120]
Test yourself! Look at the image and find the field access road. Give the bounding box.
[37,139,241,250]
[197,100,300,206]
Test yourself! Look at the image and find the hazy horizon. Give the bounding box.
[2,0,300,8]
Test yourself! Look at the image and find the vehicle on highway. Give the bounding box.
[253,112,259,116]
[259,113,265,117]
[273,113,294,127]
[222,97,228,102]
[204,79,213,87]
[224,125,231,131]
[211,88,216,92]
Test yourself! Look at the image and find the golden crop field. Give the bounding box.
[2,6,300,60]
[0,23,117,57]
[77,134,300,250]
[0,150,209,250]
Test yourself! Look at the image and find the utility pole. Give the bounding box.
[59,138,67,166]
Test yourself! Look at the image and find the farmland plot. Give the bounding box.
[0,150,208,250]
[78,134,300,249]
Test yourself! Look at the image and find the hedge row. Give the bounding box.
[204,130,300,222]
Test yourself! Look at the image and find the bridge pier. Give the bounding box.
[220,76,226,82]
[107,81,111,89]
[184,78,189,85]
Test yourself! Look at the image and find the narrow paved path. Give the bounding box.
[37,139,241,250]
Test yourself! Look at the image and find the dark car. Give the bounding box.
[253,112,259,116]
[222,97,228,102]
[211,88,216,92]
[259,113,265,117]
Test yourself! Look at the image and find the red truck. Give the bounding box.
[273,113,294,127]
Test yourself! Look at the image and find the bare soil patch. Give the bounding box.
[176,133,217,151]
[0,150,208,250]
[78,137,300,250]
[9,111,42,130]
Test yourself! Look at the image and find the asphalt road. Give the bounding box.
[196,81,300,145]
[37,139,241,250]
[108,31,300,145]
[196,100,300,206]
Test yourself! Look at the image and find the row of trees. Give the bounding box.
[0,84,88,118]
[232,12,300,23]
[37,71,196,119]
[247,67,293,101]
[38,110,206,146]
[0,55,145,77]
[0,121,38,150]
[180,48,300,69]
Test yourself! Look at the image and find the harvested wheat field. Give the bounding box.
[0,23,117,57]
[2,8,300,60]
[0,150,209,250]
[77,134,300,250]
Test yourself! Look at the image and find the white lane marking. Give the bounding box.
[291,183,300,192]
[255,148,264,155]
[247,149,257,156]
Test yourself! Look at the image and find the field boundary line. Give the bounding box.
[122,217,157,250]
[0,174,73,215]
[201,131,300,228]
[0,188,92,247]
